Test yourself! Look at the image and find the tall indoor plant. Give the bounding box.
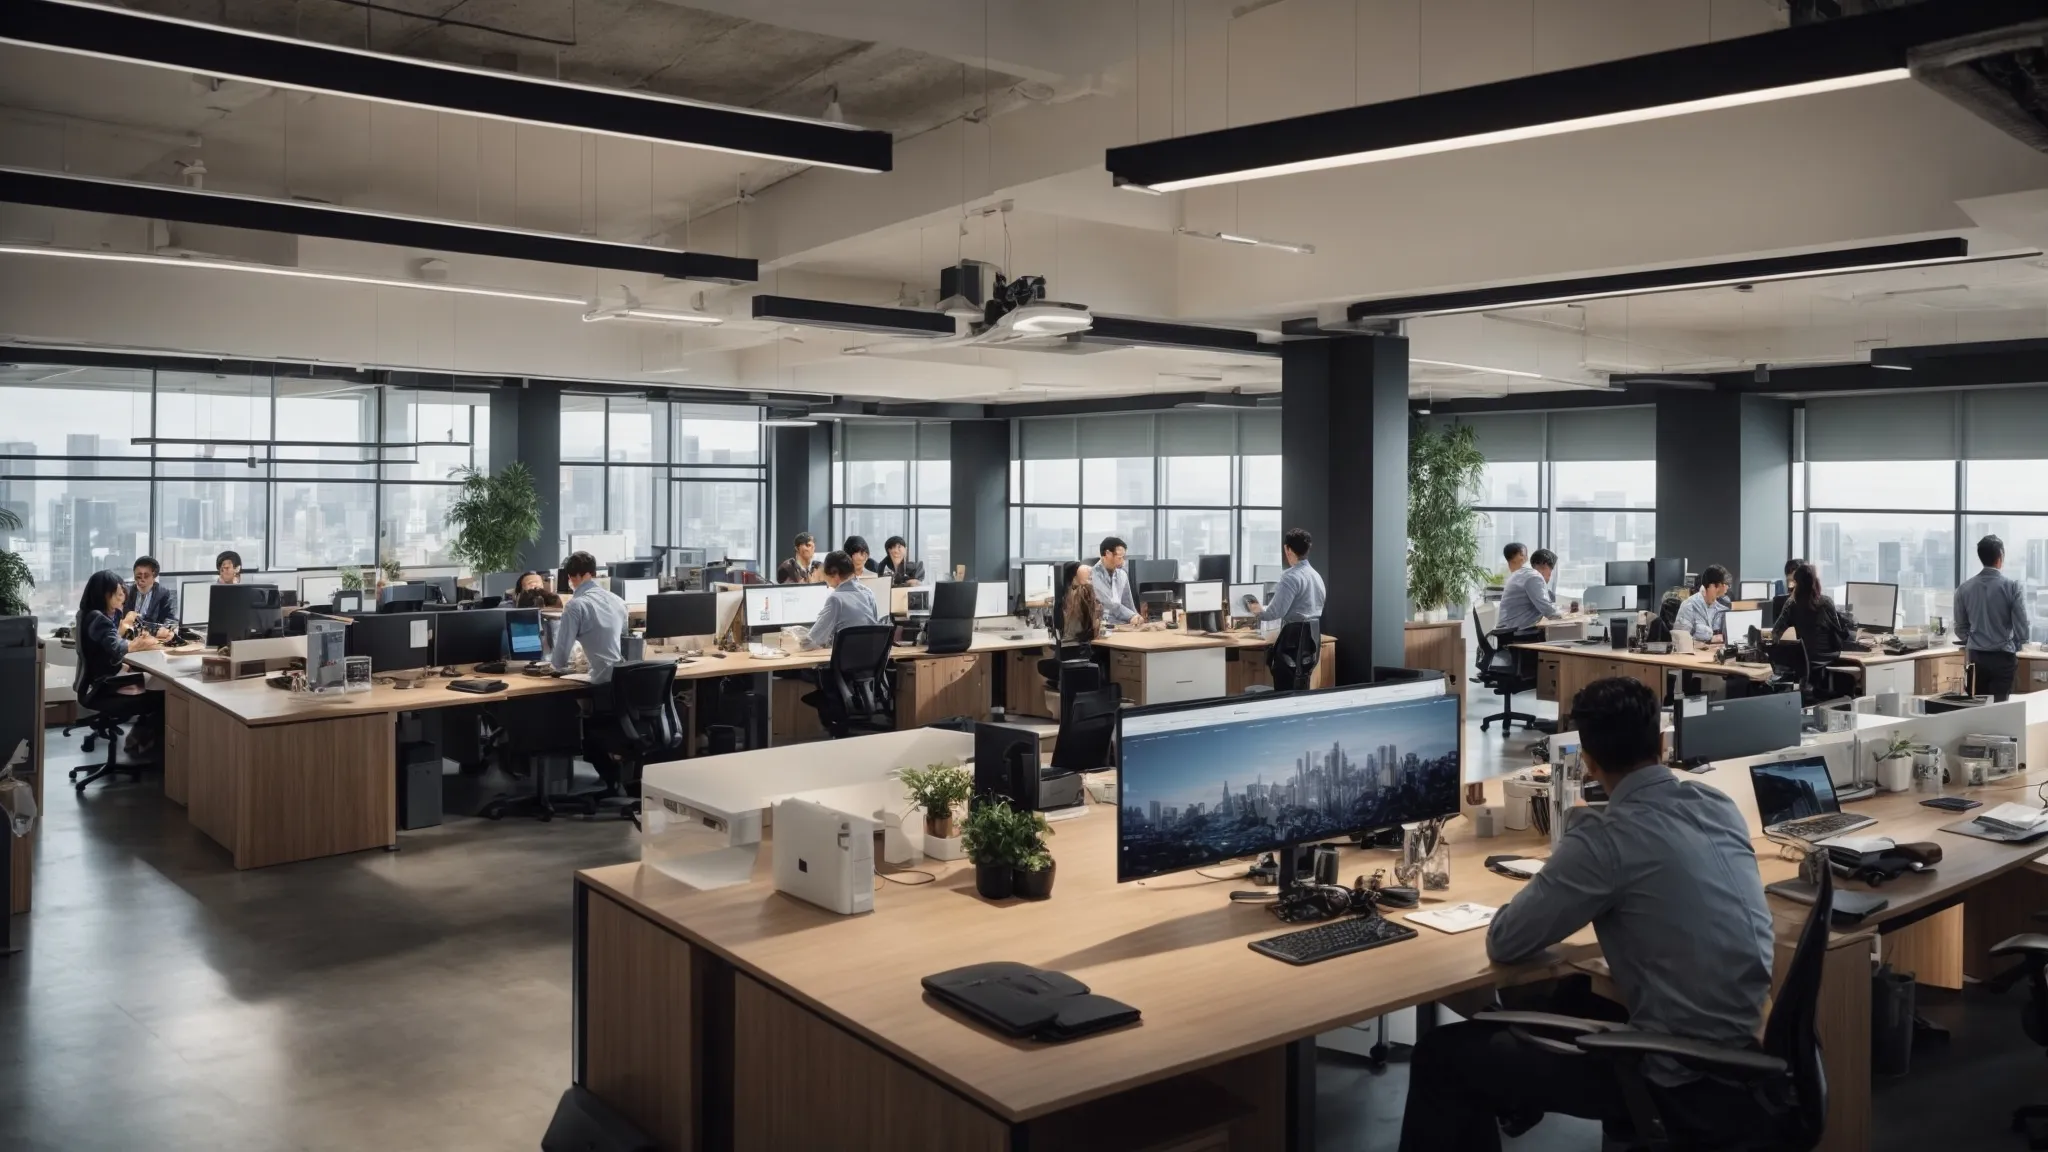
[446,462,542,578]
[0,508,31,617]
[1407,419,1488,622]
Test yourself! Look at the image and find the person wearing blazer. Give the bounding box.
[124,555,177,637]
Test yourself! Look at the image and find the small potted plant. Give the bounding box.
[1013,813,1057,900]
[962,797,1032,900]
[896,762,972,860]
[1874,732,1916,793]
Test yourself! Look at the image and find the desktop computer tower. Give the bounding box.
[397,740,443,830]
[973,721,1082,812]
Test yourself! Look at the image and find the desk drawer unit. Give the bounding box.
[1144,649,1226,706]
[1108,649,1145,703]
[1861,660,1914,698]
[1916,653,1967,696]
[2024,656,2048,695]
[1536,656,1560,703]
[163,691,189,806]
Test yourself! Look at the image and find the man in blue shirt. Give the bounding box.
[1246,528,1325,624]
[552,551,628,683]
[1954,534,2033,701]
[804,551,886,650]
[1399,676,1775,1151]
[1674,564,1732,645]
[1496,546,1561,633]
[1091,536,1145,627]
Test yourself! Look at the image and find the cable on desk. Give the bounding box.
[876,867,937,887]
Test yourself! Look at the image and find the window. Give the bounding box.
[832,423,950,577]
[558,396,767,568]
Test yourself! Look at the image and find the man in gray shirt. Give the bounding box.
[553,551,627,684]
[1954,534,2034,701]
[1495,546,1561,633]
[1091,536,1145,627]
[1246,528,1325,625]
[803,551,886,649]
[1399,676,1776,1151]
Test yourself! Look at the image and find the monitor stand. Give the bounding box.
[1227,845,1315,904]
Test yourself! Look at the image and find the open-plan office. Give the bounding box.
[18,3,2048,1151]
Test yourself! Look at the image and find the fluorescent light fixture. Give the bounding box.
[1871,361,1914,371]
[582,302,724,326]
[0,243,589,305]
[760,419,820,427]
[1107,2,2029,192]
[1176,227,1315,255]
[1002,302,1094,337]
[1410,358,1544,380]
[1115,181,1165,196]
[0,0,891,173]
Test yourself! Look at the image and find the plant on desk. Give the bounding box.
[1407,420,1487,622]
[446,462,543,577]
[961,798,1054,901]
[1014,816,1057,901]
[0,507,31,617]
[1874,731,1917,793]
[896,762,972,839]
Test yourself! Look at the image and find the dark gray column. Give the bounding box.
[1280,334,1410,682]
[948,419,1009,582]
[1738,395,1793,581]
[505,382,559,571]
[1656,391,1791,582]
[771,424,830,566]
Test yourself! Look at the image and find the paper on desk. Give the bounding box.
[1816,834,1895,854]
[1407,903,1498,934]
[1496,858,1545,877]
[409,619,429,648]
[1979,802,2048,828]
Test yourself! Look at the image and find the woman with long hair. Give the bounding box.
[1772,561,1854,662]
[75,570,163,765]
[1063,563,1104,645]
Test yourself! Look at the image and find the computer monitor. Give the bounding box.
[1139,589,1176,615]
[435,607,507,666]
[1226,583,1267,618]
[1020,562,1056,603]
[347,611,435,673]
[1253,564,1284,583]
[177,576,216,626]
[379,584,430,613]
[1650,557,1690,596]
[903,587,933,617]
[1738,581,1773,600]
[742,583,831,629]
[330,590,366,616]
[646,591,719,640]
[1844,582,1898,633]
[298,573,344,608]
[206,584,282,648]
[1724,607,1764,645]
[482,570,527,600]
[1132,558,1180,586]
[1182,581,1224,614]
[857,575,892,609]
[610,559,656,580]
[1196,554,1232,582]
[504,609,544,661]
[1582,585,1637,613]
[1117,686,1462,883]
[1605,560,1652,588]
[568,531,631,566]
[416,575,457,604]
[1672,692,1802,766]
[611,577,660,603]
[972,581,1007,620]
[930,581,978,621]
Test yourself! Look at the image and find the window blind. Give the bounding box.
[1962,386,2048,460]
[1019,417,1077,459]
[916,422,951,460]
[1439,413,1544,462]
[1077,414,1156,458]
[1158,410,1236,456]
[842,421,915,461]
[1804,394,1957,461]
[1546,406,1655,462]
[1240,409,1281,455]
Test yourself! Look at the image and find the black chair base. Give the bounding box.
[69,716,152,791]
[481,756,597,822]
[1481,708,1550,736]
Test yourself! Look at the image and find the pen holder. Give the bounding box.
[1395,823,1424,888]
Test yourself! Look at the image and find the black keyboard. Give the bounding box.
[1774,812,1866,840]
[1249,914,1418,965]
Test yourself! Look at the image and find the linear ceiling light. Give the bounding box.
[1346,238,1978,322]
[1106,0,2036,191]
[0,243,592,306]
[0,0,892,173]
[0,167,755,283]
[1410,358,1544,380]
[582,291,723,326]
[750,295,957,338]
[1174,228,1316,255]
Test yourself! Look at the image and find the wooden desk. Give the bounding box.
[1092,629,1229,706]
[1403,621,1465,725]
[2023,651,2048,695]
[1830,644,1966,697]
[1517,641,1773,723]
[573,806,1594,1152]
[1218,631,1339,696]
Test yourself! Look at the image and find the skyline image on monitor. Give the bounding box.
[1117,693,1460,882]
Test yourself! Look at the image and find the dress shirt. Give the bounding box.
[1496,565,1559,632]
[804,579,885,650]
[1673,590,1729,644]
[1256,559,1326,624]
[1488,764,1775,1086]
[1954,566,2032,654]
[552,580,628,684]
[125,582,178,627]
[1093,563,1138,625]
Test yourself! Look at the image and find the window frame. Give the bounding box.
[559,393,768,565]
[831,422,951,577]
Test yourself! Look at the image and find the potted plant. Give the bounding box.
[446,461,543,580]
[1874,732,1915,793]
[961,797,1034,900]
[1013,814,1057,900]
[896,762,972,859]
[0,507,32,617]
[1407,420,1488,623]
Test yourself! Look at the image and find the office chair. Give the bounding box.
[481,693,596,822]
[1476,617,1546,736]
[802,625,896,739]
[1477,867,1832,1151]
[1988,922,2048,1148]
[1261,620,1322,693]
[1050,683,1120,774]
[583,660,685,824]
[67,659,160,792]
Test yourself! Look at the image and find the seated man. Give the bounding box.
[803,550,885,650]
[1495,547,1561,633]
[1399,676,1776,1152]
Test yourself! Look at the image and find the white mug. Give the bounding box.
[1876,757,1912,793]
[1672,632,1694,654]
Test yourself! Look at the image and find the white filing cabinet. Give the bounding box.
[1144,648,1227,704]
[1861,660,1914,698]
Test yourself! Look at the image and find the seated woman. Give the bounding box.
[1062,563,1103,646]
[75,569,165,763]
[514,585,563,610]
[1772,561,1858,698]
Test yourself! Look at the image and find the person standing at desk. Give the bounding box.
[1674,564,1732,645]
[1399,676,1775,1152]
[1244,528,1325,625]
[552,551,627,684]
[124,555,176,638]
[776,532,823,585]
[1954,534,2032,701]
[803,551,885,650]
[1495,547,1561,632]
[214,550,242,585]
[1091,537,1145,627]
[875,535,923,585]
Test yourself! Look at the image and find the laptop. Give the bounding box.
[1748,756,1875,843]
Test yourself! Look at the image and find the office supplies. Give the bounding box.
[1487,856,1546,879]
[770,796,875,915]
[1407,903,1497,934]
[447,678,507,694]
[743,583,831,629]
[1197,554,1232,581]
[1947,805,2048,844]
[646,591,718,640]
[1765,878,1889,924]
[921,962,1141,1042]
[1750,756,1877,842]
[348,611,436,673]
[972,581,1008,620]
[504,609,543,661]
[1739,580,1774,600]
[434,607,506,666]
[1958,733,2020,778]
[1672,691,1800,767]
[1248,913,1418,965]
[1845,582,1898,633]
[206,584,282,648]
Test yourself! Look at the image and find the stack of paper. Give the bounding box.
[1407,903,1498,934]
[1976,803,2048,835]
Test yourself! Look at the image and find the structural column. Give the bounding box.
[1654,391,1791,581]
[500,381,559,572]
[947,419,1009,582]
[771,424,830,564]
[1280,334,1410,682]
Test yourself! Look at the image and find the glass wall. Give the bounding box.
[0,363,487,623]
[832,422,951,577]
[1012,411,1280,580]
[557,394,765,568]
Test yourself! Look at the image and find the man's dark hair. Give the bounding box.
[563,551,599,580]
[793,532,814,549]
[1099,536,1127,557]
[1283,528,1313,559]
[1570,677,1664,777]
[1699,563,1731,589]
[843,535,869,558]
[215,550,242,571]
[1980,535,2005,567]
[822,550,855,578]
[1530,548,1556,569]
[133,556,160,575]
[884,536,907,553]
[1784,558,1805,578]
[1504,542,1527,564]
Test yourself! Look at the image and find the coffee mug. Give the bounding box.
[1672,632,1694,654]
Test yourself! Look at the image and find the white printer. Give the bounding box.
[772,797,874,916]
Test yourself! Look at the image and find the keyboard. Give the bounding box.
[1772,812,1867,841]
[1248,914,1418,965]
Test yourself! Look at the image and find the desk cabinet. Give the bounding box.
[1004,649,1055,718]
[163,691,189,806]
[2023,655,2048,695]
[1861,661,1915,699]
[1225,637,1338,696]
[768,677,827,746]
[896,653,989,728]
[1915,652,1967,696]
[1535,656,1560,703]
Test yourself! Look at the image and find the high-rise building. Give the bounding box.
[1878,541,1901,587]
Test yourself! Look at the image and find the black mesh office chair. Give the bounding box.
[1989,921,2048,1148]
[1479,867,1832,1151]
[585,660,685,824]
[1766,639,1811,700]
[1261,619,1321,693]
[1477,619,1545,736]
[802,625,896,739]
[482,693,595,821]
[1050,683,1120,774]
[67,658,159,791]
